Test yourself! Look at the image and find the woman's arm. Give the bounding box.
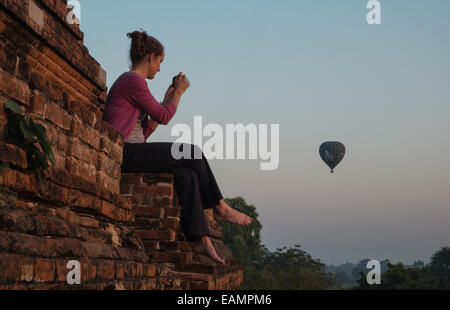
[147,118,159,133]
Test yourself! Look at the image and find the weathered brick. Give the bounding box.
[95,260,115,280]
[149,251,192,264]
[120,173,143,184]
[143,263,156,277]
[116,207,133,223]
[0,42,17,74]
[0,68,30,105]
[134,206,163,218]
[120,183,132,194]
[29,71,47,92]
[17,56,31,82]
[96,170,120,196]
[99,200,117,220]
[143,240,160,252]
[74,215,99,228]
[0,254,35,282]
[152,196,172,207]
[160,218,180,229]
[164,207,182,218]
[69,101,95,125]
[0,142,28,168]
[79,125,100,150]
[45,102,71,131]
[148,184,173,197]
[134,229,175,241]
[34,258,55,282]
[81,260,97,282]
[83,241,118,259]
[159,241,190,251]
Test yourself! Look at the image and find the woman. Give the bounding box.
[102,30,253,264]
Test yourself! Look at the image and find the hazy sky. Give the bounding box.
[78,0,450,265]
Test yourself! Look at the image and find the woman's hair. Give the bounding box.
[126,29,164,69]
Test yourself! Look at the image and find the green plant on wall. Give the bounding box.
[2,100,54,182]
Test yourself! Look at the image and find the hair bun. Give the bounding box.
[127,29,148,42]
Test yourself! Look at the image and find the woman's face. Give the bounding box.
[148,51,165,79]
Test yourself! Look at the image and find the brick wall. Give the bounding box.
[0,0,242,289]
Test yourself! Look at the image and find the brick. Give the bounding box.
[120,183,132,194]
[0,254,35,282]
[74,215,99,228]
[143,264,156,277]
[97,152,120,179]
[52,150,66,169]
[0,68,31,105]
[0,42,17,74]
[83,241,118,259]
[116,207,133,223]
[29,71,47,92]
[69,101,95,125]
[48,79,63,103]
[134,229,175,241]
[56,131,68,152]
[149,251,192,264]
[99,200,117,220]
[28,0,45,28]
[159,241,190,251]
[0,142,28,168]
[95,260,115,281]
[120,173,143,184]
[96,171,120,196]
[189,281,210,290]
[118,196,133,210]
[134,206,163,218]
[81,260,97,282]
[152,196,172,207]
[17,56,31,82]
[79,125,100,149]
[132,185,149,195]
[142,240,160,251]
[115,262,143,279]
[148,184,173,197]
[34,258,55,282]
[164,207,182,218]
[160,218,180,229]
[45,102,71,131]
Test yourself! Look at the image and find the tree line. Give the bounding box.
[220,197,449,290]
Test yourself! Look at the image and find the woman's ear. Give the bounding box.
[148,53,156,63]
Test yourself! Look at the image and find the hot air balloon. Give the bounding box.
[319,141,345,173]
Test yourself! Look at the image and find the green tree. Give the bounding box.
[221,197,264,267]
[430,246,450,289]
[220,197,335,290]
[355,263,439,290]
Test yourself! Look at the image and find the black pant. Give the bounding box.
[121,142,224,240]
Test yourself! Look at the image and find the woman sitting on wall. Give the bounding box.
[102,29,253,264]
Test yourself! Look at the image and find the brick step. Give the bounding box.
[134,229,176,241]
[173,262,241,275]
[148,251,193,264]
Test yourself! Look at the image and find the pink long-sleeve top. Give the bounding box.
[102,71,177,142]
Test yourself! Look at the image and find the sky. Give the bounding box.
[77,0,450,265]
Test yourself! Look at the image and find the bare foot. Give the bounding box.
[213,201,253,226]
[193,236,225,264]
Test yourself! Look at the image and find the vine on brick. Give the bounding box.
[2,100,54,182]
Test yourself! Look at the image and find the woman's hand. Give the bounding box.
[172,72,190,94]
[163,85,175,103]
